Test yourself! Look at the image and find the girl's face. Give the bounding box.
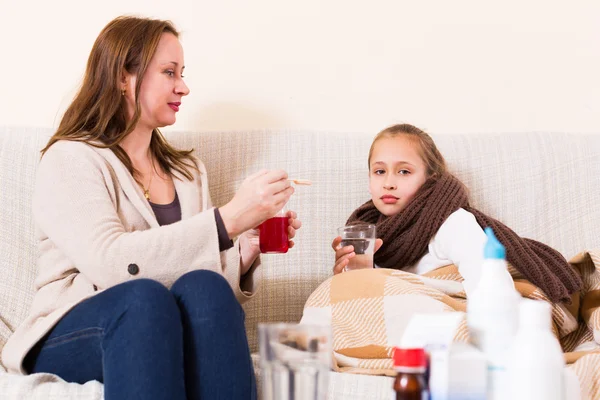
[123,33,190,130]
[368,136,428,216]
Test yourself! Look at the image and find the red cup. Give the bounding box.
[259,210,289,253]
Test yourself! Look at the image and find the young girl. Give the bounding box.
[332,123,581,303]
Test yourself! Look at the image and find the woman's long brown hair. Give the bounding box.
[41,16,197,180]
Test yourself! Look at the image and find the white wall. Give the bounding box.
[1,0,599,134]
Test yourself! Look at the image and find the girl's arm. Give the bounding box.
[432,208,488,297]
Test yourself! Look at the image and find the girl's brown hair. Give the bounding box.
[41,16,197,180]
[368,123,447,180]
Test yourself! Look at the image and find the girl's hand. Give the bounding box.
[239,210,302,275]
[331,236,383,275]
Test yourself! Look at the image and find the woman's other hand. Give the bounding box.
[285,210,302,250]
[239,210,302,275]
[219,169,294,238]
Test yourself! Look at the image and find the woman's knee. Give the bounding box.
[172,270,233,297]
[116,279,179,317]
[171,270,241,318]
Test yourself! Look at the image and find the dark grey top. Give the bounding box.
[149,193,182,227]
[149,193,233,251]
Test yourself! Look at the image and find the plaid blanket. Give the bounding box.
[301,250,600,399]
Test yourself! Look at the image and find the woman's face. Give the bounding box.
[368,136,428,216]
[123,33,190,130]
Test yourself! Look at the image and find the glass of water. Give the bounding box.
[258,323,332,400]
[338,224,376,271]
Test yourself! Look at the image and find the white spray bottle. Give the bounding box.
[508,299,565,400]
[467,227,520,400]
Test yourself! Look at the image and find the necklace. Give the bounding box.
[140,171,154,200]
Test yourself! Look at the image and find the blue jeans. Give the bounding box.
[24,270,257,400]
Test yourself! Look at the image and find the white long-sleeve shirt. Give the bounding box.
[384,208,487,297]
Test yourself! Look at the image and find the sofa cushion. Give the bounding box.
[0,371,103,399]
[166,130,600,352]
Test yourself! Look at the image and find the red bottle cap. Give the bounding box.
[392,347,427,368]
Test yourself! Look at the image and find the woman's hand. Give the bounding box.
[239,227,260,276]
[219,169,294,238]
[239,210,302,275]
[331,236,383,275]
[284,210,302,250]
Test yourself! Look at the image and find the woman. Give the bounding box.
[1,15,301,399]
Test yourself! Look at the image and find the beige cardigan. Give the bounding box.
[1,140,260,374]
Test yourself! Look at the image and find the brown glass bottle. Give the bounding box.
[392,348,429,400]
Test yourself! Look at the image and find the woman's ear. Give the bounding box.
[120,70,127,90]
[121,69,135,93]
[120,70,138,100]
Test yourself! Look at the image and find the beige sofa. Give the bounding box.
[1,126,600,399]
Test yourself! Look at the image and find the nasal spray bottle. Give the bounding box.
[467,227,520,400]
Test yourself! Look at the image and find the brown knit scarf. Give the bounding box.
[346,173,582,303]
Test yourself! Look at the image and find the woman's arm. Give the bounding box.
[205,183,262,302]
[34,142,228,290]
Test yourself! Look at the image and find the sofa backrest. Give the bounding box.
[1,126,599,360]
